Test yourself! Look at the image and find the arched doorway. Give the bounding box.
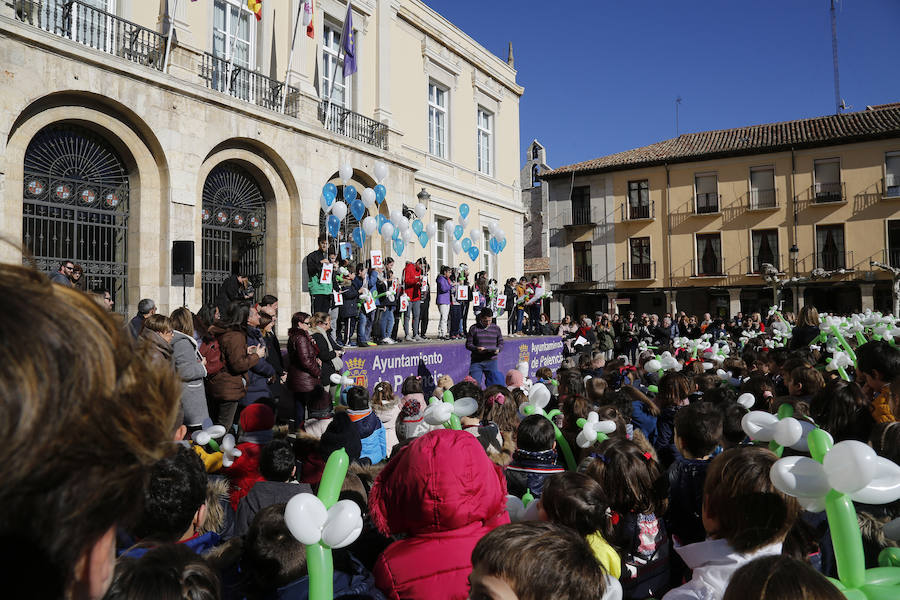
[201,162,267,305]
[22,123,129,309]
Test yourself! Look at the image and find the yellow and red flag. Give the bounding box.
[247,0,262,21]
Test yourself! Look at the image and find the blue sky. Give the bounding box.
[430,0,900,170]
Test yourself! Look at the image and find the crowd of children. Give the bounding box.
[6,258,900,600]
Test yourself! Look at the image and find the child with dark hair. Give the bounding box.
[242,504,384,599]
[786,366,825,405]
[346,385,387,464]
[666,402,723,552]
[857,340,900,423]
[719,402,749,449]
[105,544,221,600]
[539,472,620,580]
[234,439,312,537]
[663,446,799,600]
[585,439,671,599]
[396,375,434,442]
[702,383,737,406]
[654,372,692,468]
[505,414,565,498]
[723,555,843,600]
[470,521,618,600]
[810,380,874,443]
[127,446,218,556]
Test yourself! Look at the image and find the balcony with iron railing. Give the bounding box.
[198,52,298,113]
[622,200,655,221]
[691,257,725,278]
[573,264,595,283]
[317,102,389,151]
[816,249,853,271]
[748,188,778,210]
[622,260,656,281]
[14,0,166,69]
[694,193,720,214]
[812,181,846,204]
[746,254,783,275]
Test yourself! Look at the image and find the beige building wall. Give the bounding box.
[0,0,524,333]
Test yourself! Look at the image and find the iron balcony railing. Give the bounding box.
[318,102,389,151]
[692,257,724,277]
[573,264,594,283]
[749,254,783,274]
[200,52,298,113]
[625,200,655,220]
[748,188,778,209]
[626,261,656,280]
[695,193,720,214]
[569,202,593,226]
[817,249,852,271]
[812,181,845,203]
[15,0,166,69]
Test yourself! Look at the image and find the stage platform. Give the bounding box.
[340,335,564,393]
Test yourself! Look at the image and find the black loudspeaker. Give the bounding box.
[172,240,195,275]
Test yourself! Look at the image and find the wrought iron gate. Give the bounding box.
[201,163,266,306]
[22,124,129,311]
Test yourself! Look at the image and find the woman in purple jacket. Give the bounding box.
[436,265,452,340]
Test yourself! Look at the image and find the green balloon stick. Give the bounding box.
[307,448,350,600]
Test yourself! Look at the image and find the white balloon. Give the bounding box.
[488,222,498,235]
[741,410,779,441]
[458,215,469,229]
[374,161,388,183]
[390,210,403,227]
[398,218,410,232]
[788,420,827,452]
[774,418,804,448]
[798,496,828,512]
[404,228,416,243]
[331,200,347,221]
[522,499,541,521]
[424,402,453,425]
[454,396,478,417]
[361,216,377,236]
[823,440,878,494]
[495,228,506,241]
[451,240,462,255]
[321,500,363,549]
[362,187,376,207]
[769,456,831,499]
[320,195,332,214]
[576,429,597,449]
[380,222,394,239]
[415,203,428,219]
[736,393,755,409]
[284,494,328,545]
[529,384,551,409]
[849,457,900,504]
[470,229,481,243]
[506,495,526,522]
[444,219,456,233]
[645,359,662,372]
[426,222,437,238]
[339,163,353,184]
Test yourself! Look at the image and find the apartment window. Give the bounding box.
[322,23,350,108]
[428,82,447,158]
[482,227,496,279]
[570,185,590,226]
[696,233,722,276]
[435,216,448,268]
[816,224,845,269]
[628,180,650,219]
[888,220,900,268]
[630,237,651,279]
[814,159,842,203]
[213,0,253,68]
[750,167,776,209]
[477,108,493,175]
[573,241,592,282]
[751,229,779,272]
[695,174,719,214]
[886,153,900,198]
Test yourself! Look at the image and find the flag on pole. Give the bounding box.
[247,0,262,21]
[303,0,315,39]
[340,3,357,77]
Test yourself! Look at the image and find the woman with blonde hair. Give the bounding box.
[789,305,821,350]
[170,307,208,428]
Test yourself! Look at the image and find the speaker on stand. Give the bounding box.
[172,240,195,307]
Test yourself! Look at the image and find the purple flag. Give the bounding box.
[340,3,357,77]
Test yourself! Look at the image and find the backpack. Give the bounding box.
[199,336,225,377]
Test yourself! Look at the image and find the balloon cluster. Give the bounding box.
[742,403,822,458]
[321,162,403,250]
[284,449,363,600]
[424,390,477,430]
[519,383,577,471]
[575,412,617,448]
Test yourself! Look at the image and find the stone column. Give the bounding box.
[860,283,875,312]
[795,286,806,313]
[728,288,741,319]
[607,291,619,315]
[665,290,677,316]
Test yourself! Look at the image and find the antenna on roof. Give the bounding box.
[675,96,683,136]
[831,0,842,114]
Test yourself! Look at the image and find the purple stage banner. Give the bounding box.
[340,336,564,394]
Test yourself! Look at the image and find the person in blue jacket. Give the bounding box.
[244,306,277,407]
[345,386,387,464]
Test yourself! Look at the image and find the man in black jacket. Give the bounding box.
[305,235,329,313]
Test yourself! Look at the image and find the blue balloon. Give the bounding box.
[322,183,337,204]
[461,237,472,252]
[412,219,424,235]
[499,238,507,252]
[459,203,470,219]
[352,226,365,247]
[468,246,480,261]
[393,238,405,256]
[376,214,388,232]
[392,227,401,241]
[489,237,500,254]
[418,232,429,248]
[374,184,387,205]
[454,225,464,240]
[350,199,365,221]
[344,184,357,203]
[327,214,340,237]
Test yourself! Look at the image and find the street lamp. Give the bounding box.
[416,188,430,203]
[789,244,799,269]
